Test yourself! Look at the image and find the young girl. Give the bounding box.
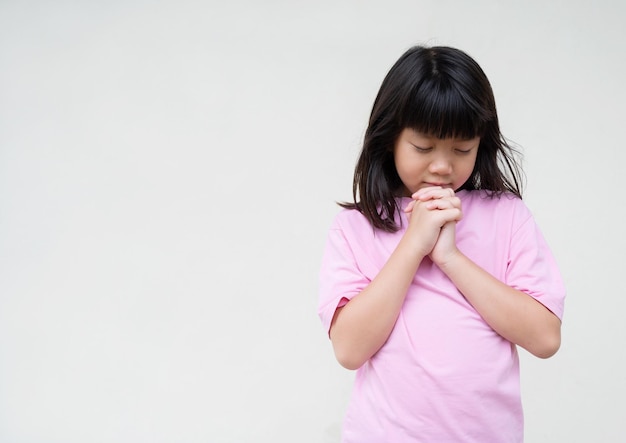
[318,46,565,442]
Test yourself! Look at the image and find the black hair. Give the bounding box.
[340,45,524,232]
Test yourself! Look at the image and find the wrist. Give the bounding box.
[433,248,463,273]
[396,234,429,264]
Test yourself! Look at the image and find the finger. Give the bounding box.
[436,187,455,199]
[413,187,455,201]
[447,196,461,209]
[425,197,458,210]
[437,211,462,227]
[425,199,447,210]
[403,200,417,213]
[412,186,442,200]
[426,204,463,222]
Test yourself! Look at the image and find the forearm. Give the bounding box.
[439,251,561,358]
[330,239,425,370]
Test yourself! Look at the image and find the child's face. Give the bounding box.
[393,128,479,196]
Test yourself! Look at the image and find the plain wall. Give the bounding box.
[1,0,625,441]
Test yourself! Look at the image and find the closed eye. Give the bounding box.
[411,144,432,153]
[455,149,473,154]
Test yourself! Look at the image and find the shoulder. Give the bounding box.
[460,190,527,209]
[459,190,533,227]
[329,207,374,234]
[330,200,407,236]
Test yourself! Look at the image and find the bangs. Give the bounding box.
[401,76,492,139]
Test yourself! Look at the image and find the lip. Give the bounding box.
[424,182,451,188]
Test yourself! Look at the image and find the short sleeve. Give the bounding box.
[506,214,566,320]
[318,223,371,335]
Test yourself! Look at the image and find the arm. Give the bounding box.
[414,188,562,358]
[329,196,462,370]
[437,249,561,358]
[329,234,424,370]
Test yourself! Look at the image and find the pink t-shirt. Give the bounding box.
[318,191,565,443]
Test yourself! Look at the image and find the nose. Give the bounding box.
[428,154,452,175]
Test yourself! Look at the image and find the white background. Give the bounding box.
[1,1,624,442]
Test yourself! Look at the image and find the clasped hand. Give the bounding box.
[403,186,462,265]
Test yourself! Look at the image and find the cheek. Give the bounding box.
[394,150,412,174]
[397,156,425,179]
[464,154,478,173]
[455,157,477,184]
